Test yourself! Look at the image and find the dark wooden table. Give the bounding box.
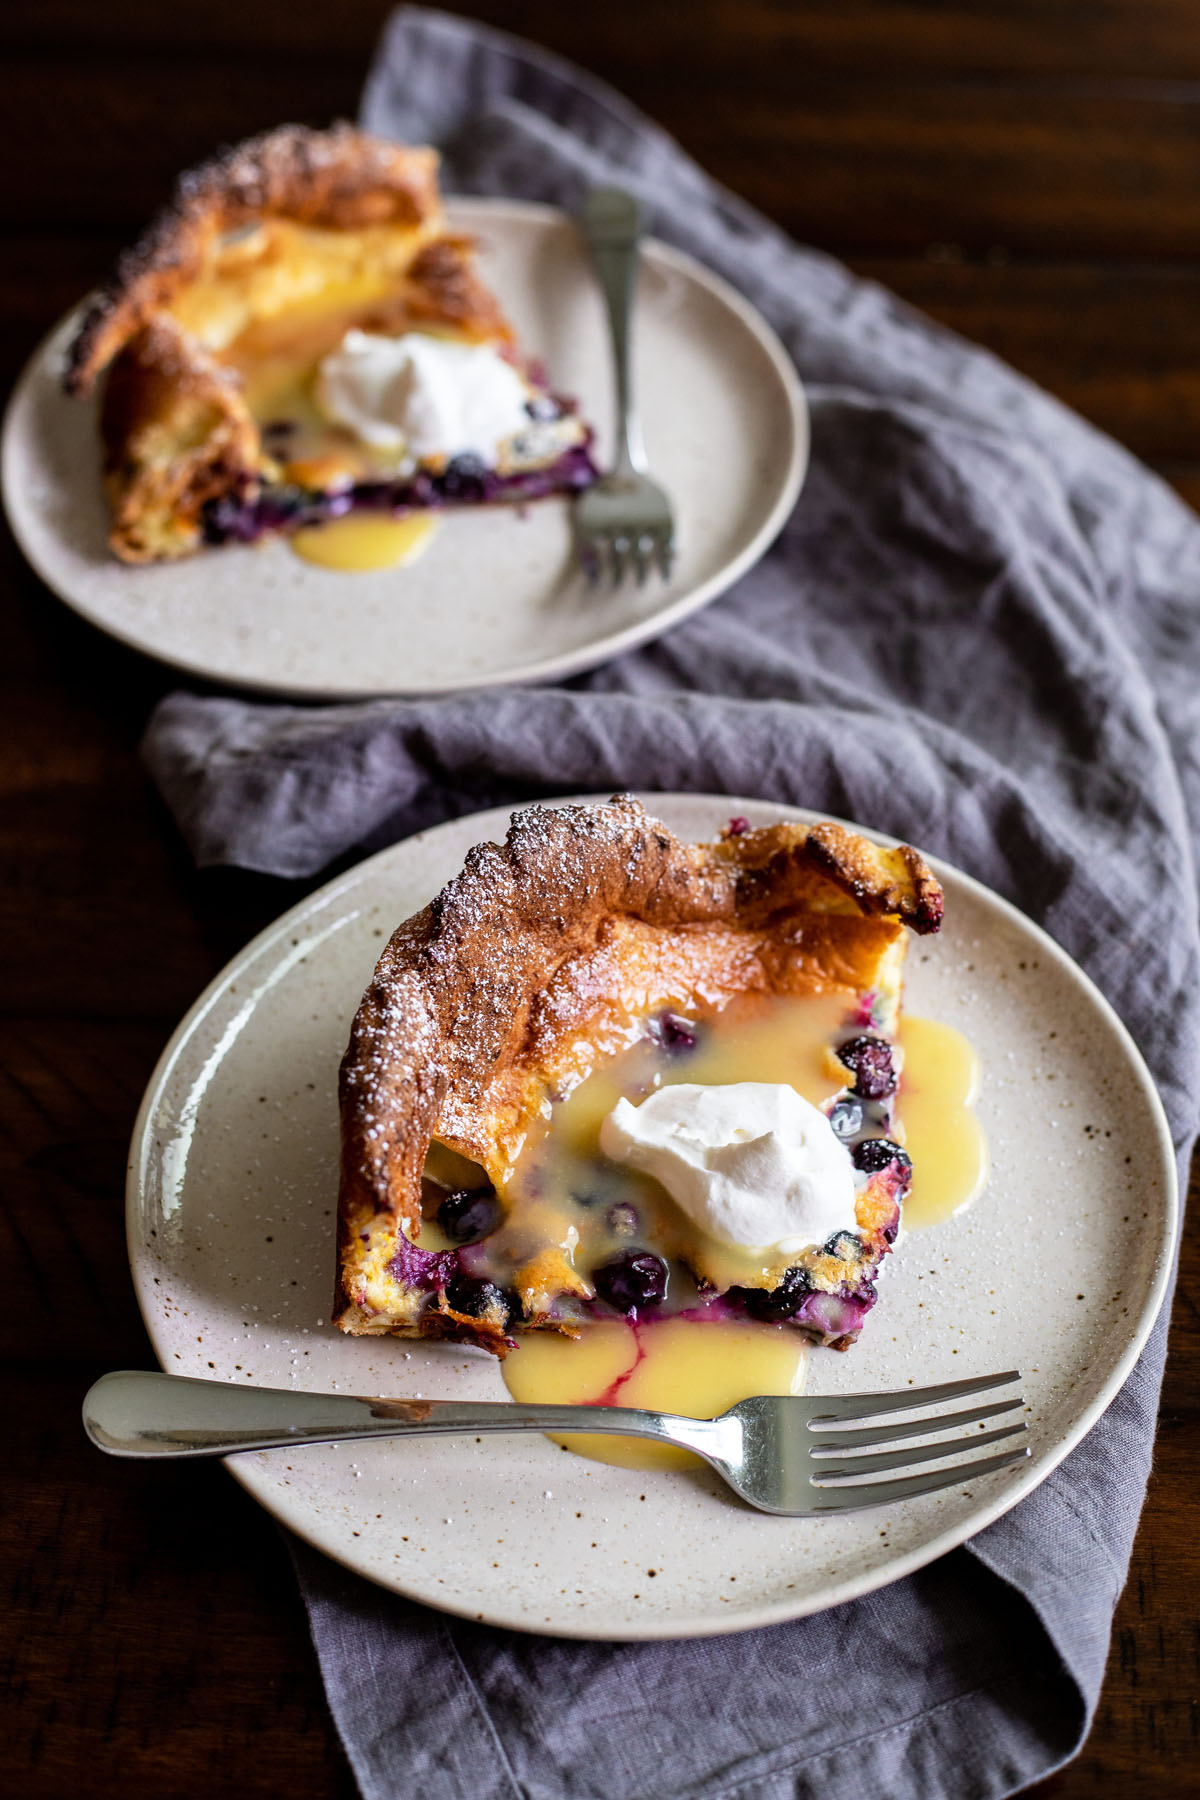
[3,4,1198,1794]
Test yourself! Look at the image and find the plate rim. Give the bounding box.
[1,198,809,701]
[124,792,1179,1639]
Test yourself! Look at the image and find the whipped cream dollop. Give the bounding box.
[599,1082,857,1255]
[315,330,530,462]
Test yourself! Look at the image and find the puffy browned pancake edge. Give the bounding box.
[65,122,446,395]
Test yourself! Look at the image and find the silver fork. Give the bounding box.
[83,1369,1027,1517]
[575,187,676,585]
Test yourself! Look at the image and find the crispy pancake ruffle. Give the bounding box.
[65,123,482,392]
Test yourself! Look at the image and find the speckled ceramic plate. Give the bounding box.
[1,201,806,699]
[126,795,1176,1639]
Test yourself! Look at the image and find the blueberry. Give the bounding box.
[351,482,390,512]
[439,452,489,499]
[203,494,261,544]
[257,484,309,529]
[827,1097,863,1140]
[593,1251,668,1314]
[824,1229,864,1263]
[649,1011,699,1053]
[436,1187,500,1243]
[732,1264,813,1322]
[605,1202,639,1237]
[851,1138,912,1178]
[837,1036,897,1100]
[443,1275,510,1324]
[525,395,562,423]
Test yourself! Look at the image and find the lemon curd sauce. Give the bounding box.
[290,511,439,571]
[894,1016,987,1229]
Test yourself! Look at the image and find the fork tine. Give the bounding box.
[578,536,602,585]
[610,533,631,585]
[633,534,652,585]
[654,530,675,579]
[806,1371,1021,1423]
[808,1445,1031,1513]
[813,1422,1026,1480]
[809,1396,1023,1449]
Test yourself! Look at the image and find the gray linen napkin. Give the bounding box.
[142,10,1200,1796]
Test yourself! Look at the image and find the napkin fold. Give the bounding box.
[143,9,1200,1796]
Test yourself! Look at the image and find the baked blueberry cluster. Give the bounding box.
[203,433,597,545]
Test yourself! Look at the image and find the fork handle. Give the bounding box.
[580,187,648,475]
[83,1370,729,1461]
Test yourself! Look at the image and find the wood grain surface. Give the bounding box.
[2,4,1197,1794]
